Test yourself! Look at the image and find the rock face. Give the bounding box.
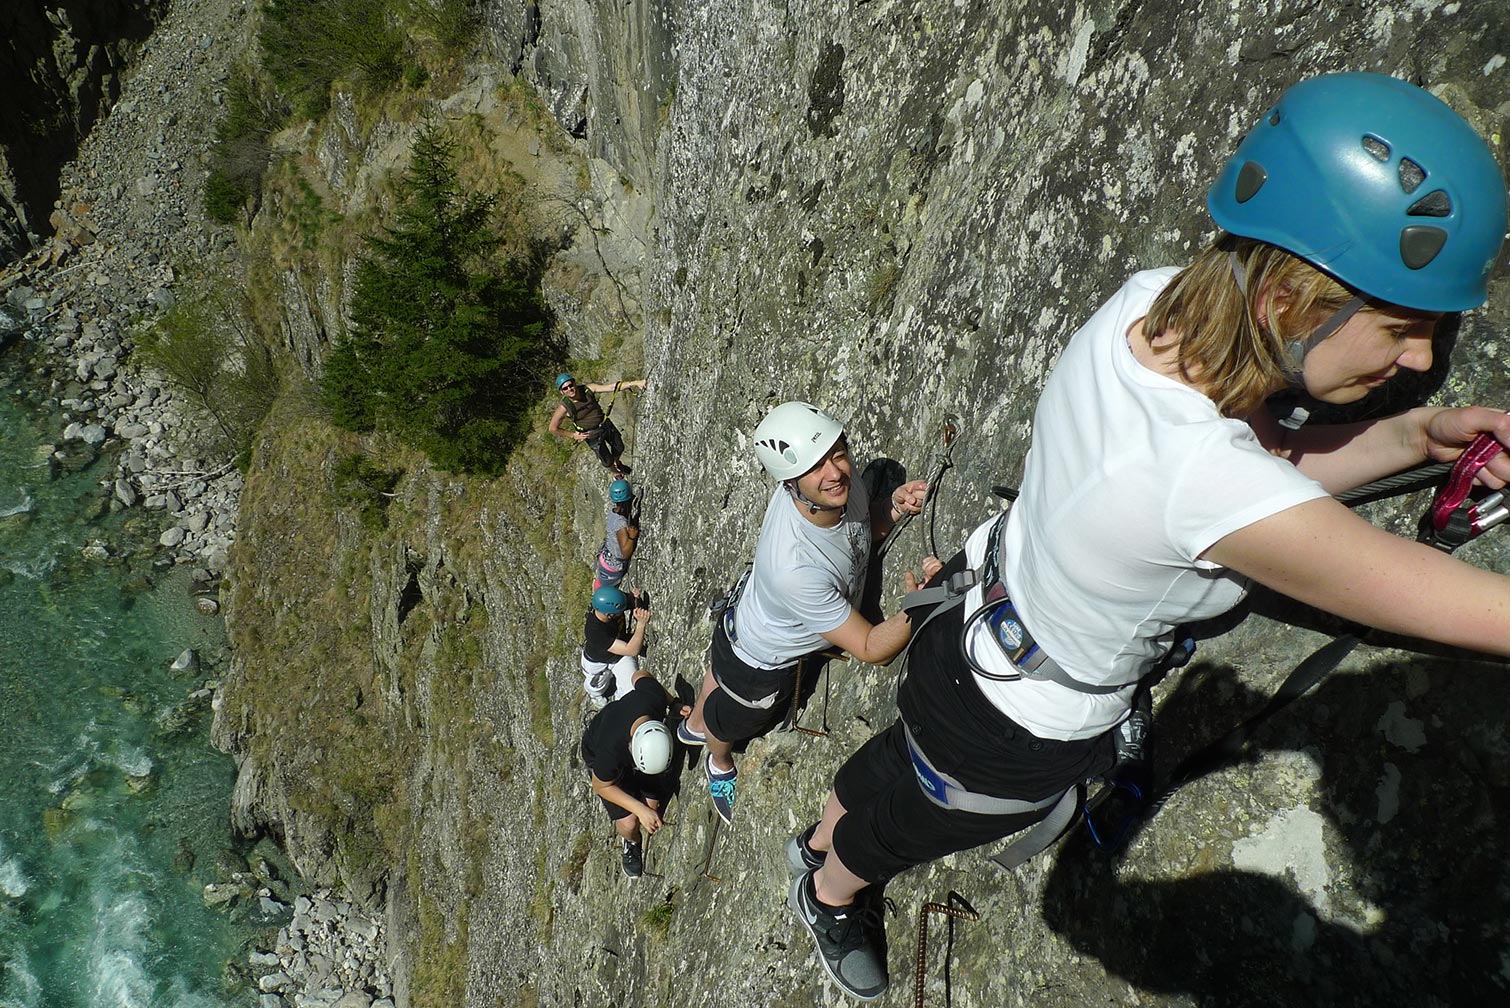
[0,0,168,260]
[14,0,1503,1007]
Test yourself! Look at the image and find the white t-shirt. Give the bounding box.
[963,268,1329,740]
[732,486,872,669]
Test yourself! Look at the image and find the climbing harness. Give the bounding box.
[926,435,1510,870]
[878,416,959,562]
[913,892,980,1008]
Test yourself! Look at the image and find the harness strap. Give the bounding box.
[987,785,1083,872]
[709,663,786,710]
[903,722,1067,817]
[900,513,1135,695]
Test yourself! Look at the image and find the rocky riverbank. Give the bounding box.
[0,0,396,1003]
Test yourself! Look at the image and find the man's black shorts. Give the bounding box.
[703,619,797,745]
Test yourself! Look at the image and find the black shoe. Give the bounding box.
[784,823,824,876]
[787,870,887,1001]
[621,839,644,878]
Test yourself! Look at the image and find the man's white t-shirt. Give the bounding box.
[962,268,1329,740]
[733,486,872,669]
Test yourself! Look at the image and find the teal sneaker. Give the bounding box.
[705,751,737,824]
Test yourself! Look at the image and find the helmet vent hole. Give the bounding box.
[1361,136,1391,163]
[1407,189,1451,218]
[1398,157,1426,194]
[1268,110,1281,126]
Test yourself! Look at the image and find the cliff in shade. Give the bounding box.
[21,0,1510,1006]
[0,0,168,260]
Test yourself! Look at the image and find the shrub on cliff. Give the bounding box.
[321,127,554,475]
[257,0,478,120]
[204,66,283,224]
[136,275,282,466]
[259,0,404,118]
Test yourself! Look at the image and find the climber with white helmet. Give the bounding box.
[580,667,692,878]
[788,72,1510,1001]
[679,400,939,824]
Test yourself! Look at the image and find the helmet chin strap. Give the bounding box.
[786,480,842,514]
[1230,251,1367,389]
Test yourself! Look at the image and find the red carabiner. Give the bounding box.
[1431,432,1507,532]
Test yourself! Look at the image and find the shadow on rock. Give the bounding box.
[1041,652,1510,1007]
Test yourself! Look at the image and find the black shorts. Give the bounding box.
[585,420,624,470]
[703,619,797,745]
[829,552,1114,883]
[598,770,672,821]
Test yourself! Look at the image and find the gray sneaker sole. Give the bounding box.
[786,872,886,1002]
[784,833,823,877]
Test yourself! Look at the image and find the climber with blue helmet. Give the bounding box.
[579,585,651,709]
[788,73,1510,1002]
[547,373,647,477]
[681,401,939,826]
[593,478,641,591]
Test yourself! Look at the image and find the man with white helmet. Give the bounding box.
[580,668,692,877]
[679,401,938,823]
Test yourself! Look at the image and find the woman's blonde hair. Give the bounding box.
[1143,235,1359,417]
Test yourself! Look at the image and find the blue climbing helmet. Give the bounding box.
[1208,72,1507,313]
[591,586,631,615]
[609,479,633,503]
[556,373,575,390]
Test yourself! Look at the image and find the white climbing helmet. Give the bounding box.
[630,719,672,774]
[752,401,846,481]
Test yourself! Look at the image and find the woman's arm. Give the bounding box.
[608,608,650,657]
[1249,405,1510,494]
[1205,496,1510,655]
[616,522,639,559]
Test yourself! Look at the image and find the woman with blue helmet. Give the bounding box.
[788,73,1510,1002]
[593,478,641,591]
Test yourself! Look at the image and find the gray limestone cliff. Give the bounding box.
[172,1,1510,1007]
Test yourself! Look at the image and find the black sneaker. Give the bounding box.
[787,869,887,1001]
[621,839,644,878]
[784,823,824,876]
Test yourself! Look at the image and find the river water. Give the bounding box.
[0,316,259,1007]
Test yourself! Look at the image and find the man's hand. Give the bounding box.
[890,479,929,518]
[636,805,663,834]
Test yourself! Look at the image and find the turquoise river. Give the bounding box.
[1,314,261,1007]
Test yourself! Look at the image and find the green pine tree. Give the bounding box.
[323,127,552,474]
